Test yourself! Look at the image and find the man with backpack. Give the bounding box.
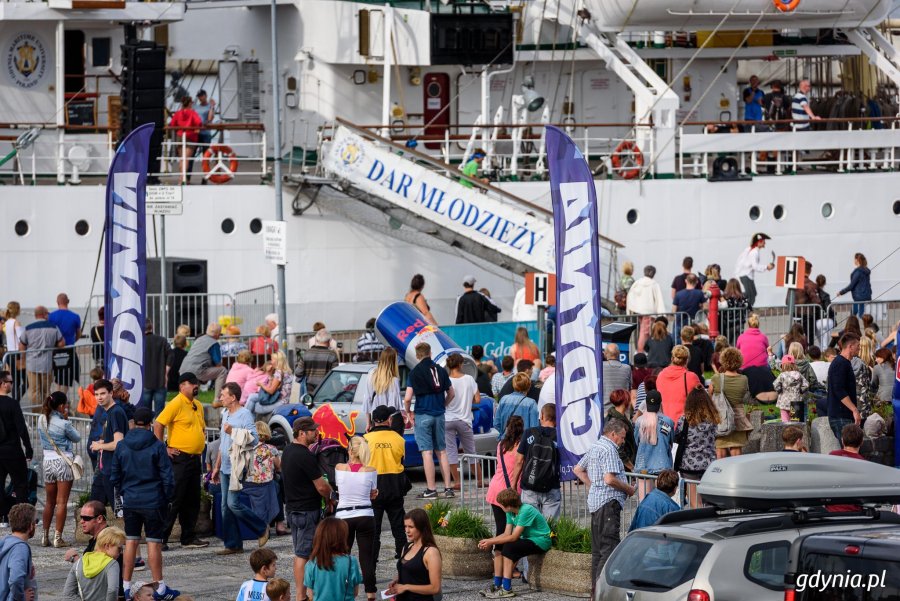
[510,404,560,521]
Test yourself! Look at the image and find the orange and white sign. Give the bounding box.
[525,272,557,306]
[775,256,806,289]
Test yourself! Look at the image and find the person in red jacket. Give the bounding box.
[169,96,202,184]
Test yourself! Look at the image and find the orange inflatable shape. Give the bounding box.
[312,403,359,447]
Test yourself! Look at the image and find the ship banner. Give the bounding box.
[322,125,554,273]
[546,125,604,481]
[104,123,153,400]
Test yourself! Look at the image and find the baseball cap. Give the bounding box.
[463,275,476,287]
[754,232,771,242]
[781,354,796,367]
[179,372,199,385]
[292,417,318,436]
[133,407,154,427]
[372,405,395,424]
[645,390,662,412]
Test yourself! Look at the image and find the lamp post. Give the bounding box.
[271,0,288,347]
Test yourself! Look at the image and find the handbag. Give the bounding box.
[673,416,689,471]
[712,374,735,437]
[41,415,85,480]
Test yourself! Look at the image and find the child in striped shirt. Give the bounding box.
[236,549,278,601]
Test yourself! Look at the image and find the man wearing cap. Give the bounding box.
[573,418,635,591]
[282,416,333,601]
[460,148,489,188]
[141,319,171,416]
[154,373,209,550]
[112,407,178,600]
[210,382,268,556]
[734,233,774,308]
[455,276,488,324]
[364,405,409,561]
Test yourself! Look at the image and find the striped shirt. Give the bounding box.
[236,579,269,601]
[578,436,627,512]
[791,92,810,130]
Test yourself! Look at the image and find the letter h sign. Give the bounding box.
[525,272,557,306]
[775,256,806,289]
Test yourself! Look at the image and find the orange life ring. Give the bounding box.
[201,145,239,184]
[773,0,800,13]
[610,140,643,180]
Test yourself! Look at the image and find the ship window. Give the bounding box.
[221,218,235,234]
[75,220,90,236]
[773,205,785,220]
[626,209,639,224]
[14,220,29,237]
[749,206,760,221]
[249,218,263,234]
[821,203,833,219]
[91,37,111,67]
[893,200,900,215]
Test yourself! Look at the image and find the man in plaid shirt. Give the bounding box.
[574,418,635,591]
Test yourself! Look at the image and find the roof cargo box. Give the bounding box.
[697,453,900,510]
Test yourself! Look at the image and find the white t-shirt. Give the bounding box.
[811,361,830,386]
[538,372,556,412]
[335,469,377,518]
[447,374,477,422]
[4,318,23,353]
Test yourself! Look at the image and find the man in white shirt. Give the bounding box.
[733,232,774,308]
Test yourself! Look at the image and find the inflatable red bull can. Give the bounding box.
[376,302,477,376]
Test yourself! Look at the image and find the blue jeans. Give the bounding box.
[852,302,865,318]
[414,413,446,452]
[140,388,167,415]
[220,472,267,550]
[829,417,854,444]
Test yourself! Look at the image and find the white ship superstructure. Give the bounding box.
[2,0,900,329]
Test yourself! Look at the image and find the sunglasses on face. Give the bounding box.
[80,514,98,521]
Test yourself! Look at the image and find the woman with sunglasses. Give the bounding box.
[38,391,81,547]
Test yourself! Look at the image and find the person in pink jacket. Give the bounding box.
[735,313,777,402]
[225,350,264,404]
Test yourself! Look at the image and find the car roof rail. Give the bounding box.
[655,506,727,525]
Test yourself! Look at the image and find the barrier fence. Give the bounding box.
[458,453,701,537]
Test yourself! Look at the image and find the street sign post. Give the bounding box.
[263,220,287,265]
[146,186,184,336]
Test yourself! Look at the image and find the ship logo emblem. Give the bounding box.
[6,32,47,89]
[333,134,366,174]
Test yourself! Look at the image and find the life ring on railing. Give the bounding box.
[610,140,643,180]
[201,145,239,184]
[773,0,800,13]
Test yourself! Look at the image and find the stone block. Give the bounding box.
[861,436,895,466]
[759,421,809,453]
[810,417,840,454]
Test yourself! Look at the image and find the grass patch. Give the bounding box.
[549,517,591,554]
[423,500,491,539]
[166,390,217,405]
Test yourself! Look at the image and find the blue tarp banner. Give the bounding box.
[547,125,605,480]
[441,321,540,363]
[104,124,153,399]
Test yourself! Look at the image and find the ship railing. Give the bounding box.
[678,116,900,177]
[325,120,651,181]
[0,122,266,185]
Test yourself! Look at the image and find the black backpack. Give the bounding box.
[311,437,349,490]
[522,427,559,493]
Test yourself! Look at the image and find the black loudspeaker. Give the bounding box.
[708,156,752,182]
[146,258,208,336]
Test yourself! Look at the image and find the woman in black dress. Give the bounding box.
[387,508,442,601]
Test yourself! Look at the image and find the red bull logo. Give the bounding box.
[397,318,426,342]
[312,403,359,447]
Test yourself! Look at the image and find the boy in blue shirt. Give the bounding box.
[629,469,680,531]
[236,548,278,601]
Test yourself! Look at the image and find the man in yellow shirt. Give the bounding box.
[364,405,409,561]
[153,372,209,550]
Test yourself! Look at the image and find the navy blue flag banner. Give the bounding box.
[546,125,604,480]
[104,123,153,400]
[894,322,900,467]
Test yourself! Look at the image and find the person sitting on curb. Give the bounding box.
[477,488,552,598]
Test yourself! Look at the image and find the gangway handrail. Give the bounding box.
[331,117,625,249]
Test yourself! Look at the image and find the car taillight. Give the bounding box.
[688,591,710,601]
[784,590,796,601]
[844,545,860,555]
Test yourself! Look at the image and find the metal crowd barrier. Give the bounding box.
[3,342,101,410]
[458,453,703,536]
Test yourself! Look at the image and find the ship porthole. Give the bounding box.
[626,209,639,224]
[14,220,29,237]
[221,218,235,234]
[249,218,263,234]
[749,206,760,221]
[773,205,785,220]
[821,203,833,219]
[893,200,900,215]
[75,220,90,236]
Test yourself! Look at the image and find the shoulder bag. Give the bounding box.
[41,415,85,480]
[673,416,690,472]
[712,374,735,437]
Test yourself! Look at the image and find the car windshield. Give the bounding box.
[314,371,363,404]
[605,532,711,592]
[797,553,900,601]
